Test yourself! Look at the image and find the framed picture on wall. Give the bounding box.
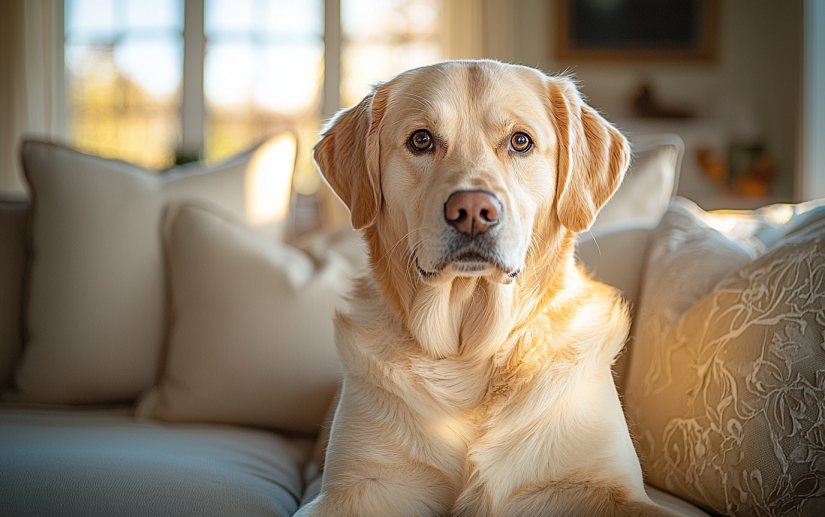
[556,0,719,61]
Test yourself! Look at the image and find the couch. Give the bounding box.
[0,133,822,516]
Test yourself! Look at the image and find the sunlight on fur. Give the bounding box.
[296,60,681,517]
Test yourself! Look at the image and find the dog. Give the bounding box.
[296,60,677,517]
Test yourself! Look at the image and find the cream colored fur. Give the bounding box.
[296,60,677,517]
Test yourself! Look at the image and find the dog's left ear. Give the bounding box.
[314,86,390,229]
[546,78,630,233]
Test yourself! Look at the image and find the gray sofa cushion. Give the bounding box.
[0,407,312,516]
[0,196,28,392]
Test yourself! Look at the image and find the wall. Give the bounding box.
[508,0,802,199]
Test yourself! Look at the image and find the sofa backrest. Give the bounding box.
[0,195,29,391]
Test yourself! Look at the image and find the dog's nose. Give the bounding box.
[444,190,501,237]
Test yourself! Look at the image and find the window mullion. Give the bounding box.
[322,0,341,120]
[180,0,205,161]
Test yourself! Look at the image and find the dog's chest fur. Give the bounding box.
[334,269,630,485]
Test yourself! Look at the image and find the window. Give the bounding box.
[65,0,184,169]
[203,0,324,193]
[65,0,443,195]
[342,0,441,107]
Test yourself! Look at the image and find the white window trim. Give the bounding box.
[180,0,205,159]
[56,0,487,163]
[322,0,341,120]
[798,0,825,201]
[177,0,338,159]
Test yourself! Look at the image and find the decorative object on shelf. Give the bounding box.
[556,0,719,61]
[696,147,726,184]
[728,142,776,197]
[695,143,776,198]
[631,82,694,119]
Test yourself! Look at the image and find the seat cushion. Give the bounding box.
[0,196,28,392]
[0,406,311,517]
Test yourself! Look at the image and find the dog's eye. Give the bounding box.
[409,130,433,152]
[511,132,532,153]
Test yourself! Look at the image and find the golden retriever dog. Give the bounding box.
[296,60,677,517]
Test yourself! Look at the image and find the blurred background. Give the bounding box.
[1,0,823,233]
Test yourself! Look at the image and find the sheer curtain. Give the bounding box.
[0,0,66,195]
[441,0,514,61]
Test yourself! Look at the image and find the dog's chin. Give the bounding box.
[448,251,498,277]
[415,252,521,285]
[451,260,492,275]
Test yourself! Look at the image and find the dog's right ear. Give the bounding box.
[313,87,389,229]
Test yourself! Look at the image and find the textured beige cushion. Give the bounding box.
[700,197,825,249]
[136,203,349,434]
[592,134,682,231]
[11,136,296,404]
[625,201,825,515]
[632,198,765,342]
[0,197,28,391]
[295,225,368,275]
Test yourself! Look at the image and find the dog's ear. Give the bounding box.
[547,78,630,233]
[314,87,389,229]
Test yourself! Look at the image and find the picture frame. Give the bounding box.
[556,0,719,62]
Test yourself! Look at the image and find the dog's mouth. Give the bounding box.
[415,248,520,279]
[450,251,495,273]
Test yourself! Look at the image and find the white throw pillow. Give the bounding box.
[10,135,296,404]
[136,202,349,434]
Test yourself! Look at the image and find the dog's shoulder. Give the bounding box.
[533,263,630,369]
[332,274,417,378]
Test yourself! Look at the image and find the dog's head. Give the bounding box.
[315,60,629,292]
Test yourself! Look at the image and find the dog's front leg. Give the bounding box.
[296,377,460,517]
[497,481,685,517]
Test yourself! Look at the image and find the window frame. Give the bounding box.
[62,0,340,167]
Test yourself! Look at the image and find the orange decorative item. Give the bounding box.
[696,147,728,184]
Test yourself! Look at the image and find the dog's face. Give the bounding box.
[316,61,629,288]
[376,64,556,284]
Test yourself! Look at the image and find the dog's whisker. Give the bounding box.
[376,226,426,267]
[586,229,602,256]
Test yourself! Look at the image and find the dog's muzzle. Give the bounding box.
[443,190,501,238]
[414,189,520,279]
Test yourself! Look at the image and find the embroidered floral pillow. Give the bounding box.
[626,219,825,516]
